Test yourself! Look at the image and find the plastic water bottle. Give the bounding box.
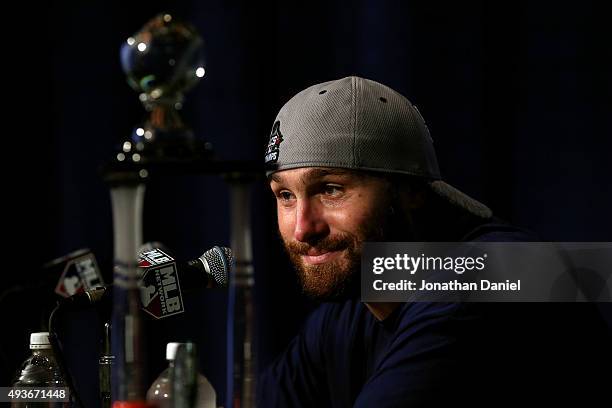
[11,332,70,407]
[146,342,216,408]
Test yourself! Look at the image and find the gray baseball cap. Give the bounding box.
[265,76,492,219]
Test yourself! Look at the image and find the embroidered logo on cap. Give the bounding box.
[265,120,283,164]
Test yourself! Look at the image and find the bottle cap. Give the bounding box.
[30,332,51,349]
[166,342,184,360]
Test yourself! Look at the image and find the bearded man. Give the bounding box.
[257,76,607,407]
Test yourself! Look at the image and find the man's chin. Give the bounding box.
[296,263,360,302]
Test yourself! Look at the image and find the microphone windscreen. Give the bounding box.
[200,246,233,288]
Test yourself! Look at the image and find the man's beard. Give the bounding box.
[284,233,363,301]
[282,200,412,302]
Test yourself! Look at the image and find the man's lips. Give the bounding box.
[301,250,342,265]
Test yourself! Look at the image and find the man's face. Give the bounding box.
[269,167,394,301]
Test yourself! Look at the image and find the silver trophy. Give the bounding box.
[106,13,212,404]
[104,13,257,407]
[117,12,212,168]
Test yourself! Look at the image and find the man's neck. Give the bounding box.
[364,302,401,321]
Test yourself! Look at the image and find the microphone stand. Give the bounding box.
[99,322,113,408]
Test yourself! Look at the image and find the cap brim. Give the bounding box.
[429,180,492,219]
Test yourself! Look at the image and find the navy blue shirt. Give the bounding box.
[258,300,482,407]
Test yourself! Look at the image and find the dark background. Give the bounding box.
[1,0,611,406]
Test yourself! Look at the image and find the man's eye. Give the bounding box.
[277,191,294,201]
[323,184,343,197]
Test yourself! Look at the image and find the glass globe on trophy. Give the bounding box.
[117,12,212,169]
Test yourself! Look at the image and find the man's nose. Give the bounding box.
[294,199,329,243]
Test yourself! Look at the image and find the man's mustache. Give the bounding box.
[283,234,353,256]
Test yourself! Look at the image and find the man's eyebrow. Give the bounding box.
[269,173,283,183]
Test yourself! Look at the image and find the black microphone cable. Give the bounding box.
[48,286,109,408]
[48,299,91,408]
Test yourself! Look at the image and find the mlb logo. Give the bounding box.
[54,252,102,298]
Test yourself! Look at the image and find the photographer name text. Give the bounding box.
[373,279,521,292]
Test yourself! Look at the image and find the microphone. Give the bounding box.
[57,285,110,309]
[138,245,233,319]
[183,246,232,289]
[42,248,105,298]
[57,246,233,318]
